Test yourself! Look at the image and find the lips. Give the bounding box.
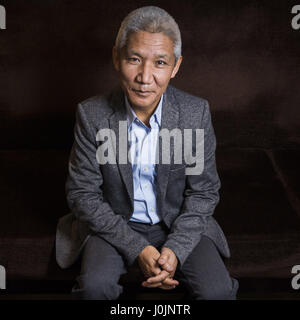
[131,88,153,97]
[132,89,151,93]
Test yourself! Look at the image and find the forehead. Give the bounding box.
[124,31,174,59]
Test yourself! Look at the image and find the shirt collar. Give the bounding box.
[125,93,163,128]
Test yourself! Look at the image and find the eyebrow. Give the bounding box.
[155,54,170,59]
[127,50,171,60]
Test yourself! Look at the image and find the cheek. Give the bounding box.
[155,73,172,88]
[120,66,135,83]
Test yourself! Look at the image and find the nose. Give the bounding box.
[136,61,153,85]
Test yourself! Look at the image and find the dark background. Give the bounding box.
[0,0,299,150]
[0,0,300,299]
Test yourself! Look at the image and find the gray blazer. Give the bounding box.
[56,84,230,270]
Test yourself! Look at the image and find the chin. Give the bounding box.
[128,92,154,106]
[130,97,153,108]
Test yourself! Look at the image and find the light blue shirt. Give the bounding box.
[125,94,163,225]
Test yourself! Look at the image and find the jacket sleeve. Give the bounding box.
[65,103,151,266]
[162,100,221,268]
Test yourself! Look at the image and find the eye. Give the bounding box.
[127,57,140,64]
[156,60,167,66]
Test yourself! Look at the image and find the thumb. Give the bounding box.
[158,253,168,264]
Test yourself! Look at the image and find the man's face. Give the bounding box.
[112,31,182,111]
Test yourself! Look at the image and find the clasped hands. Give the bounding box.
[138,245,179,290]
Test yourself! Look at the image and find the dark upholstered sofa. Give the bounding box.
[0,0,299,299]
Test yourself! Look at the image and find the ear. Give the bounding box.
[112,46,120,72]
[171,55,183,79]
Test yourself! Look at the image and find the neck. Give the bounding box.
[133,105,157,126]
[128,95,162,126]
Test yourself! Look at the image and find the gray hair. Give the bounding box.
[115,6,182,64]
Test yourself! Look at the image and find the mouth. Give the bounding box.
[131,88,152,96]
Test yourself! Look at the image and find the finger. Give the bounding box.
[142,276,179,288]
[162,258,178,273]
[146,270,170,284]
[158,256,173,272]
[158,253,168,265]
[143,266,161,278]
[162,277,179,286]
[142,277,179,288]
[147,273,179,286]
[159,260,174,273]
[142,281,163,288]
[163,256,178,272]
[162,264,174,272]
[166,252,177,266]
[159,255,174,271]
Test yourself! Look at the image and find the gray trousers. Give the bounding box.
[71,220,239,300]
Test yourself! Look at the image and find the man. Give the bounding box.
[56,6,239,299]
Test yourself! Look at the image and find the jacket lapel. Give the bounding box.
[156,85,180,206]
[108,87,134,209]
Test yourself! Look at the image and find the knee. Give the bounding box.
[196,277,239,300]
[72,273,123,300]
